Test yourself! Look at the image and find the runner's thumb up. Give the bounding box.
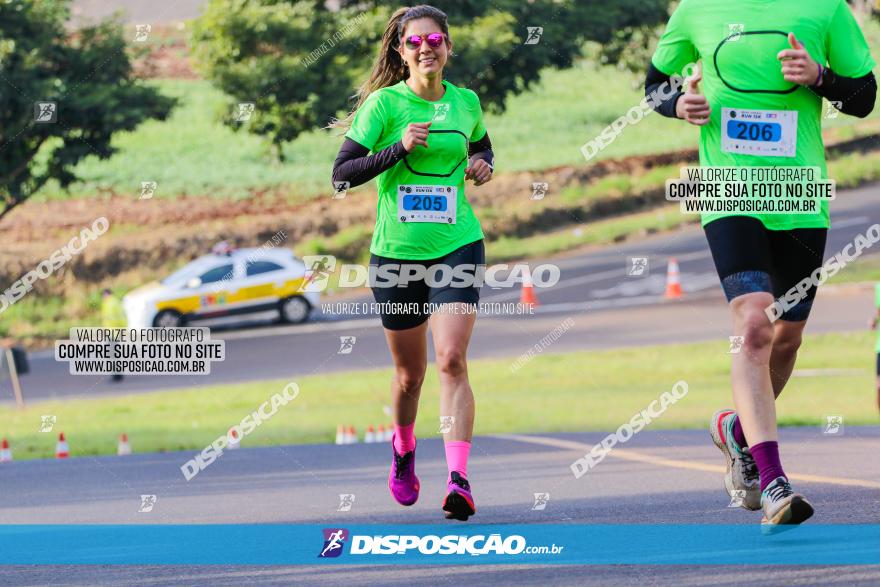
[687,66,702,95]
[788,33,804,51]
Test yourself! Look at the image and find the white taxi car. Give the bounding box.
[123,247,319,328]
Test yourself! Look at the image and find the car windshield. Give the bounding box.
[161,257,220,287]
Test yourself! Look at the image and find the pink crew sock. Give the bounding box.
[732,414,748,448]
[750,440,787,492]
[393,423,416,454]
[444,440,471,481]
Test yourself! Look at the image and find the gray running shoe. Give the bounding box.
[710,409,761,511]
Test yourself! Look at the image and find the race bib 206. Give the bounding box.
[721,108,797,157]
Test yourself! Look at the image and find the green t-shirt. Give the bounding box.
[345,79,487,260]
[875,283,880,353]
[652,0,876,230]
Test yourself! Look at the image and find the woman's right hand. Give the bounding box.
[402,122,431,152]
[676,67,711,126]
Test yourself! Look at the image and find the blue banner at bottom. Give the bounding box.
[1,525,878,565]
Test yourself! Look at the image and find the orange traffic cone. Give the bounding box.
[228,428,241,449]
[364,425,376,443]
[335,425,346,445]
[55,432,69,458]
[347,426,358,444]
[0,438,11,463]
[665,258,683,299]
[117,433,131,456]
[520,266,540,307]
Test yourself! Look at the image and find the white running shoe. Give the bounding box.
[710,409,761,511]
[760,476,814,535]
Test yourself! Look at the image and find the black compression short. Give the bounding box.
[369,239,485,331]
[704,216,827,322]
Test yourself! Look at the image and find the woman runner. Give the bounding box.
[331,4,494,521]
[645,0,876,532]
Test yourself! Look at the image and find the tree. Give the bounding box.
[194,0,670,153]
[359,0,672,110]
[192,0,361,160]
[0,1,176,221]
[846,0,879,21]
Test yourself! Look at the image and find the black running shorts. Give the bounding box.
[704,216,827,322]
[369,239,485,331]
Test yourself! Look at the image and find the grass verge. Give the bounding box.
[1,331,876,461]
[33,56,880,201]
[829,253,880,284]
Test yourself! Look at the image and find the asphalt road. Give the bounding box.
[8,184,878,404]
[1,428,878,584]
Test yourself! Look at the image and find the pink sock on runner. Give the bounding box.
[393,423,416,454]
[750,440,786,492]
[444,440,471,481]
[732,415,748,448]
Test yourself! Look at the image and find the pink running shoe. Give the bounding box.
[388,435,420,506]
[442,471,475,521]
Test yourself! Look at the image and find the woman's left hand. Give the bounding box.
[777,33,821,86]
[465,158,492,186]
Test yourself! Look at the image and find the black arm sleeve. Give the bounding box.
[468,131,494,167]
[645,63,683,119]
[813,70,877,119]
[332,131,496,188]
[331,138,408,188]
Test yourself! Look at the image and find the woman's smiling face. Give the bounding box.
[398,18,450,77]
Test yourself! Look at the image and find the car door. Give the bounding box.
[189,262,235,317]
[232,260,288,313]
